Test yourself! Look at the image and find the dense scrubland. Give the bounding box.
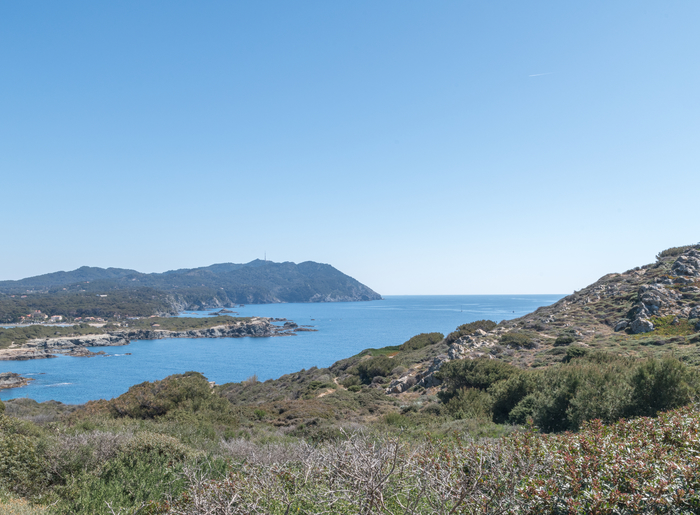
[0,289,171,325]
[3,245,700,513]
[1,345,699,513]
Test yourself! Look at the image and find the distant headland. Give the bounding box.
[0,260,381,324]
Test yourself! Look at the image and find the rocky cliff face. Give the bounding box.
[0,318,292,361]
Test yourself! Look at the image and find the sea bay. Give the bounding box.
[0,294,564,404]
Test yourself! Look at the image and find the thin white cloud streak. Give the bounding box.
[529,72,555,77]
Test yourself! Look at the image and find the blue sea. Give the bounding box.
[0,295,564,404]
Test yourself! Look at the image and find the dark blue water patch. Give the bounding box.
[0,295,564,404]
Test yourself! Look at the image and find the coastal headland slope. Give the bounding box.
[3,245,700,513]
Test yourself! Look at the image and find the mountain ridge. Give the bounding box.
[0,260,381,323]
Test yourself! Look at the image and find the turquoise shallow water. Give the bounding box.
[0,295,564,404]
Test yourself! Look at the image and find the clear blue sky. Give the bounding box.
[1,1,698,294]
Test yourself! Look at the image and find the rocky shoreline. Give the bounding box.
[0,372,33,390]
[0,317,298,361]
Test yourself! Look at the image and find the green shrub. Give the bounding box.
[443,388,493,420]
[500,332,536,349]
[490,372,540,424]
[399,332,444,351]
[445,320,497,344]
[383,412,406,426]
[124,431,196,461]
[488,354,700,432]
[628,357,699,417]
[0,416,42,497]
[51,440,192,515]
[563,346,588,362]
[553,335,575,347]
[656,244,699,260]
[357,356,395,384]
[106,371,232,421]
[341,375,360,388]
[506,393,539,425]
[436,358,518,404]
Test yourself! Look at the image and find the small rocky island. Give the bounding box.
[0,371,33,390]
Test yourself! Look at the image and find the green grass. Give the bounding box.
[649,315,697,337]
[0,324,106,349]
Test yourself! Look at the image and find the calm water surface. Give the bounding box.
[0,295,564,404]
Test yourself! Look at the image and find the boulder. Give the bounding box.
[639,291,663,310]
[631,317,654,334]
[448,344,466,360]
[614,320,629,332]
[675,277,695,285]
[416,355,449,388]
[689,306,700,319]
[386,375,417,394]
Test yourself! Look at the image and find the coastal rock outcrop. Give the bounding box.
[631,316,654,334]
[386,375,417,394]
[23,335,129,350]
[621,283,683,334]
[415,355,449,388]
[672,251,700,277]
[0,372,32,390]
[614,320,629,332]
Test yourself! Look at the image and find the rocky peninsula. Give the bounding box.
[0,317,294,361]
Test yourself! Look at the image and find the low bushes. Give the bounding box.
[500,332,537,349]
[553,335,575,346]
[49,432,193,515]
[656,244,699,260]
[2,352,700,513]
[563,345,588,362]
[0,414,197,513]
[0,417,42,498]
[357,356,395,384]
[438,353,700,432]
[162,408,700,514]
[398,332,443,351]
[445,320,497,345]
[8,405,700,514]
[435,358,518,402]
[105,371,234,422]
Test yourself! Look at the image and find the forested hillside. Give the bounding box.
[0,260,381,323]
